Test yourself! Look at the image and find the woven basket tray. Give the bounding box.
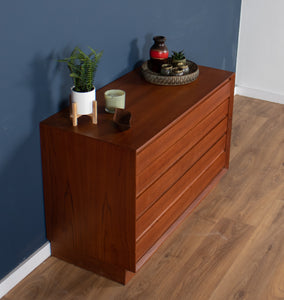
[141,60,199,86]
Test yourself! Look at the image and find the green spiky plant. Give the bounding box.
[172,50,185,60]
[59,46,103,92]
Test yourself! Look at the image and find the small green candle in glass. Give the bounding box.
[104,89,125,113]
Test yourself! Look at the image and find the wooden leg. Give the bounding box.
[92,101,97,124]
[70,101,97,126]
[69,96,72,119]
[72,102,78,126]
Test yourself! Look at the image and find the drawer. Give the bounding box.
[136,134,227,241]
[136,80,230,175]
[136,151,226,261]
[136,98,229,196]
[136,117,228,218]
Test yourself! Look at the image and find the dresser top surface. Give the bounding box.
[41,65,234,151]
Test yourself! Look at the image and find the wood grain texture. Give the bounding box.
[136,117,228,217]
[136,169,228,272]
[40,125,136,272]
[41,66,233,152]
[136,136,227,240]
[136,152,227,261]
[158,217,253,300]
[136,81,231,173]
[136,99,229,197]
[209,200,284,300]
[39,65,234,283]
[225,74,235,168]
[5,96,284,300]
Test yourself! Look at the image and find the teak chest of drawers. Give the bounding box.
[40,66,235,284]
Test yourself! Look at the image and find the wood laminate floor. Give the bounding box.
[2,95,284,300]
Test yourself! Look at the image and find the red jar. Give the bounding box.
[149,36,169,73]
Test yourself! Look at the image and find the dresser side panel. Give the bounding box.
[40,124,136,271]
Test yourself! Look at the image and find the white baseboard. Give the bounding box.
[0,242,51,298]
[235,85,284,105]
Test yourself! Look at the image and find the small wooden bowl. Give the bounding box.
[113,108,132,131]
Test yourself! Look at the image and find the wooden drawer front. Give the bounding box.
[136,81,230,175]
[136,99,229,196]
[136,151,226,261]
[136,117,228,218]
[136,135,226,241]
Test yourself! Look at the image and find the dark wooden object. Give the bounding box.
[40,66,235,284]
[113,108,132,131]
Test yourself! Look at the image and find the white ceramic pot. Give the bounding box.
[70,87,96,115]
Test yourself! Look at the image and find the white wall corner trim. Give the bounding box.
[235,0,284,105]
[235,85,284,105]
[0,242,51,298]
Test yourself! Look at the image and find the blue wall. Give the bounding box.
[0,0,241,280]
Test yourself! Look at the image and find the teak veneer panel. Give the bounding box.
[136,99,229,197]
[42,66,233,151]
[40,65,235,284]
[136,152,227,261]
[40,127,136,271]
[136,135,227,241]
[136,80,231,174]
[136,117,228,218]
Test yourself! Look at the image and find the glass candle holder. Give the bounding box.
[104,89,125,113]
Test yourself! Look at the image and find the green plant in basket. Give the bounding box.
[172,50,185,60]
[59,46,103,92]
[172,50,187,65]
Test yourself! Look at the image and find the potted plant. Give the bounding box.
[59,46,103,115]
[172,50,186,66]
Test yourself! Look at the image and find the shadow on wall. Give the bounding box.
[116,33,153,79]
[0,50,71,279]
